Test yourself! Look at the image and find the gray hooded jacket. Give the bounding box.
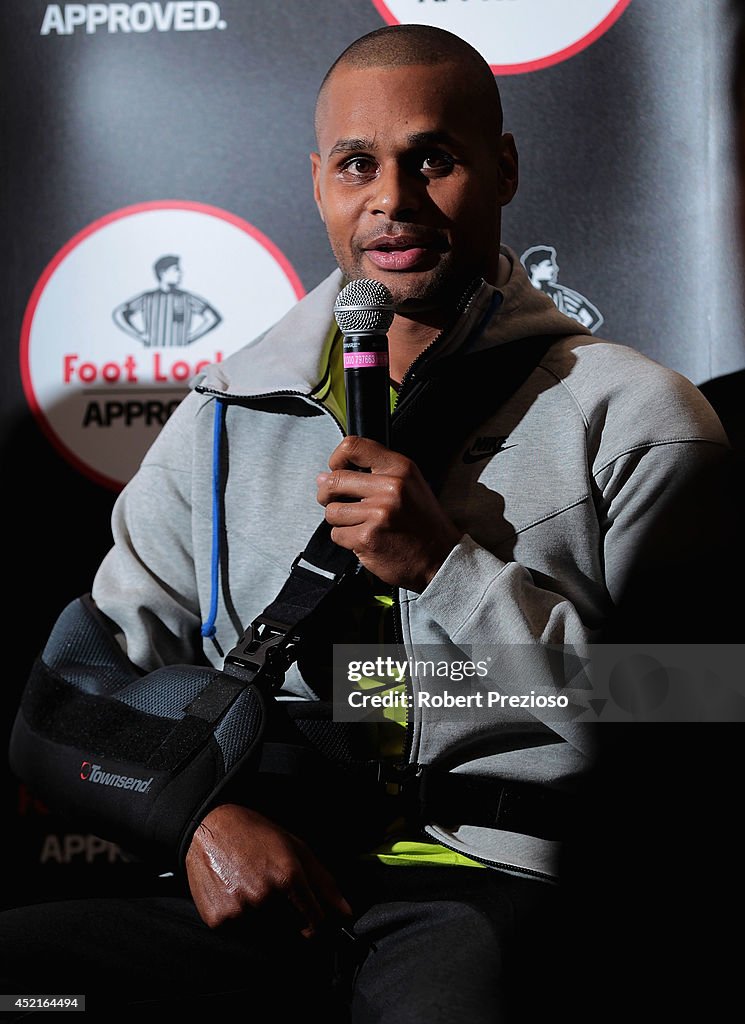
[90,247,728,879]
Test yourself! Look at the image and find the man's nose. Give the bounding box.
[367,161,421,220]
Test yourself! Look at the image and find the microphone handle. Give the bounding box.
[343,332,390,447]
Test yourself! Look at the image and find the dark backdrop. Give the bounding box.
[2,3,743,1008]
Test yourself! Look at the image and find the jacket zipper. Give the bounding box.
[194,384,347,437]
[197,283,480,769]
[387,279,482,771]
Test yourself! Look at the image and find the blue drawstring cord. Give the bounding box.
[200,398,225,653]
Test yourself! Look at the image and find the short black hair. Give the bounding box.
[154,255,180,280]
[315,24,503,140]
[520,245,557,271]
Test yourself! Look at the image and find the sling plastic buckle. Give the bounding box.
[223,615,299,688]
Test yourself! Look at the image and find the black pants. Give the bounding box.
[0,863,560,1022]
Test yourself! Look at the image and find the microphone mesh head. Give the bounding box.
[333,279,395,334]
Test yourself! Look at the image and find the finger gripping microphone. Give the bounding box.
[333,278,395,447]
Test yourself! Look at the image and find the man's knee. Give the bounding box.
[350,898,510,1023]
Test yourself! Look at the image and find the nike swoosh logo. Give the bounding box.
[462,439,517,464]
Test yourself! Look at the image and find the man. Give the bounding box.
[2,23,729,1021]
[520,243,603,332]
[112,254,222,347]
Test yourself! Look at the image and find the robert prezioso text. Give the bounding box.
[345,657,570,710]
[347,689,570,710]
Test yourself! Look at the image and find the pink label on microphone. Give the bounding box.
[343,351,389,369]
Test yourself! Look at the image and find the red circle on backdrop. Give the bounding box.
[20,200,305,491]
[370,0,633,75]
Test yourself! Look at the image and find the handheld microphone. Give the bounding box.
[333,278,395,447]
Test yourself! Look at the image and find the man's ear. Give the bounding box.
[497,133,519,206]
[310,152,325,224]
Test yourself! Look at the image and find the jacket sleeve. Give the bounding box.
[401,433,730,752]
[405,436,727,644]
[90,389,209,672]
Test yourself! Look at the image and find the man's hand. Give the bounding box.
[185,804,352,937]
[317,436,463,592]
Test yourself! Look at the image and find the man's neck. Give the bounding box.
[386,253,511,385]
[387,314,443,385]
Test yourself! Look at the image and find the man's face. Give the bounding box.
[311,62,518,311]
[162,264,181,287]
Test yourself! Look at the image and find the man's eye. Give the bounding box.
[340,157,377,177]
[421,152,455,174]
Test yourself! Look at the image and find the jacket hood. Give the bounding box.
[194,246,591,399]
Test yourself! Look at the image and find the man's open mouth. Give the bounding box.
[363,234,445,271]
